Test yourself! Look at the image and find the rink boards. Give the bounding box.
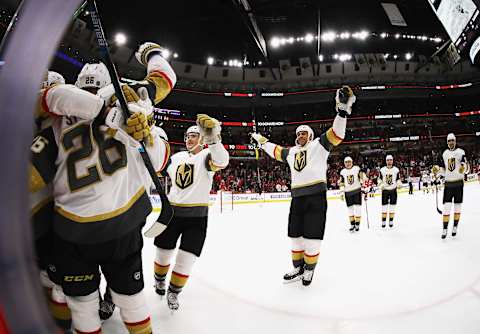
[148,173,479,210]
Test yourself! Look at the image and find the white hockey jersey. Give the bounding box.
[30,85,105,239]
[165,143,229,217]
[31,116,169,244]
[379,166,401,191]
[441,148,466,183]
[340,166,362,193]
[262,125,343,197]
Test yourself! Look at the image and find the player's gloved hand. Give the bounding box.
[459,163,466,174]
[197,114,221,145]
[105,88,154,146]
[251,133,268,145]
[431,165,440,175]
[135,42,163,67]
[335,85,356,115]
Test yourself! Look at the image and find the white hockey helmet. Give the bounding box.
[75,62,111,89]
[184,125,200,140]
[386,154,394,161]
[295,125,314,145]
[41,71,65,89]
[447,133,456,142]
[344,156,353,163]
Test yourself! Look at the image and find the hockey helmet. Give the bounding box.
[75,62,111,90]
[41,71,65,89]
[295,125,314,145]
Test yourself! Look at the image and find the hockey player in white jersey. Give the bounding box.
[379,155,401,228]
[339,157,365,232]
[30,42,176,332]
[251,86,356,286]
[153,115,229,312]
[32,70,116,332]
[421,171,430,194]
[432,133,468,239]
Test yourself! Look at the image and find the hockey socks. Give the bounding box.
[389,212,395,227]
[354,216,361,231]
[154,262,170,296]
[382,213,387,228]
[303,252,319,286]
[349,216,355,232]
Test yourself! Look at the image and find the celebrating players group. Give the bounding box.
[29,41,469,334]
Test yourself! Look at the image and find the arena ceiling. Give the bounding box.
[94,0,449,66]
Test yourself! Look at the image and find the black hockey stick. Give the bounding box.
[363,191,370,229]
[86,0,173,235]
[250,105,263,194]
[428,127,443,215]
[434,183,442,214]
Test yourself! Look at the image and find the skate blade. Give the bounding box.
[283,276,303,284]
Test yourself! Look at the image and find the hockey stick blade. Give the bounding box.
[86,0,173,229]
[144,221,168,238]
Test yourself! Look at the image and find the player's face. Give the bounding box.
[345,160,352,168]
[386,159,393,167]
[296,131,309,146]
[185,132,200,151]
[447,139,456,150]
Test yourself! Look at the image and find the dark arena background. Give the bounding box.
[1,1,479,333]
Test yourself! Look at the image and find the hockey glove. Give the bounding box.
[136,42,163,67]
[251,133,268,145]
[335,86,356,116]
[197,114,222,145]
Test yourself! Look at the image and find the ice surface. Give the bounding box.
[103,183,480,334]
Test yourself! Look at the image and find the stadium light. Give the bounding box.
[161,48,171,59]
[270,37,280,48]
[305,33,314,43]
[322,31,337,42]
[395,33,400,39]
[339,53,352,62]
[380,32,387,38]
[405,52,412,60]
[223,61,228,66]
[358,30,369,40]
[114,33,127,46]
[333,54,339,60]
[173,53,178,59]
[318,55,324,62]
[288,37,294,44]
[258,61,263,65]
[393,54,398,59]
[207,57,215,65]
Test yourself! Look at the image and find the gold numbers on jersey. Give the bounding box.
[294,151,307,172]
[347,175,354,185]
[386,174,393,185]
[175,163,194,189]
[448,158,456,172]
[62,122,127,192]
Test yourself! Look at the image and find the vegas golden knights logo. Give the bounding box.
[386,174,393,185]
[176,164,194,189]
[448,158,456,172]
[294,151,307,172]
[347,175,354,185]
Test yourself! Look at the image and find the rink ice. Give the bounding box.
[103,184,480,334]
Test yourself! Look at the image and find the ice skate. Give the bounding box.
[167,290,180,313]
[302,269,314,286]
[283,266,304,283]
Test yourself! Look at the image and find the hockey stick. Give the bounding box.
[434,183,442,214]
[428,127,443,215]
[0,0,25,57]
[86,0,173,236]
[364,192,370,229]
[250,105,263,194]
